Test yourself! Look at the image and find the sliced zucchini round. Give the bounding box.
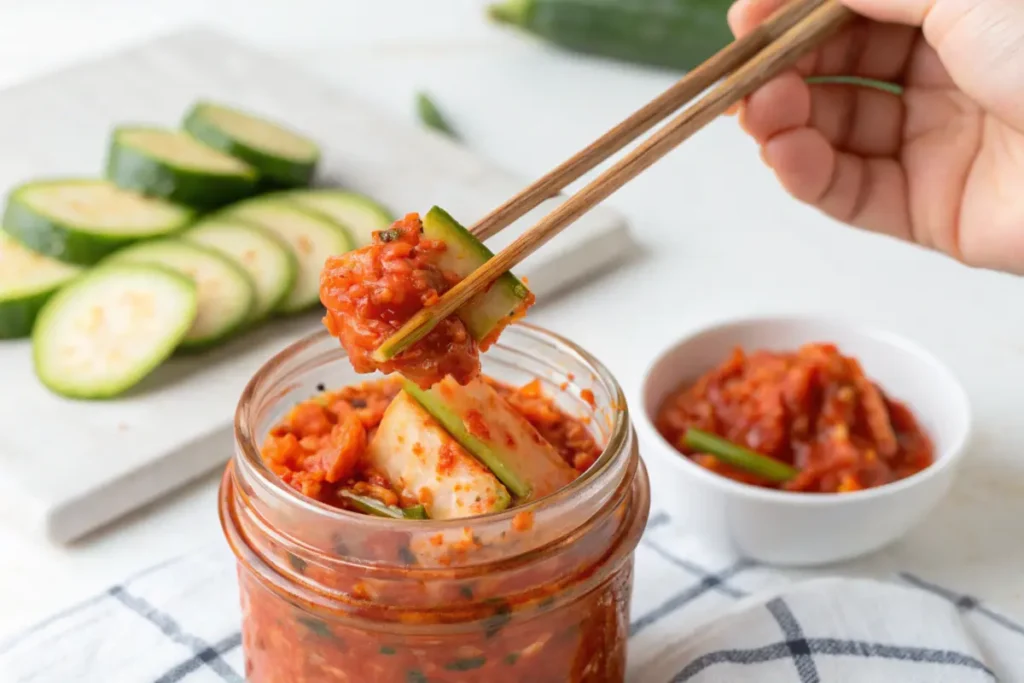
[33,263,198,399]
[183,102,320,188]
[223,199,353,314]
[108,239,256,349]
[0,233,82,339]
[184,217,297,322]
[2,179,195,266]
[107,127,259,209]
[283,190,393,247]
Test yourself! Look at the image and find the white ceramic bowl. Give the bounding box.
[638,316,972,567]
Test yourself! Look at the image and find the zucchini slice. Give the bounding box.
[183,101,320,188]
[2,179,194,266]
[404,377,576,501]
[283,190,393,247]
[107,127,259,209]
[0,234,82,339]
[185,217,297,322]
[423,206,531,341]
[365,391,511,520]
[32,263,198,399]
[108,239,256,349]
[223,198,353,313]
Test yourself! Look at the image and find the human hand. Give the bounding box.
[729,0,1024,273]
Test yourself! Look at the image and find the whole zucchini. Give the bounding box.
[489,0,735,72]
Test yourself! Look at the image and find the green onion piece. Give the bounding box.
[286,552,308,573]
[446,656,487,671]
[339,490,414,520]
[416,92,459,139]
[402,504,428,520]
[683,428,799,482]
[805,76,904,96]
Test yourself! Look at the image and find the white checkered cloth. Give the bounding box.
[4,511,1023,682]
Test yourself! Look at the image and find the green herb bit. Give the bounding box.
[538,595,556,609]
[407,670,428,683]
[286,552,308,574]
[805,76,904,96]
[377,228,402,243]
[445,656,487,671]
[297,615,336,640]
[380,645,397,655]
[682,428,799,482]
[459,584,475,600]
[398,545,418,566]
[416,92,459,139]
[504,652,521,666]
[483,600,513,638]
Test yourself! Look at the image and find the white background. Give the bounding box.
[3,0,1024,641]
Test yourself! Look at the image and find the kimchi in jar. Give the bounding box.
[219,325,650,683]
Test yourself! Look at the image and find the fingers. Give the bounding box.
[738,73,902,158]
[739,71,811,141]
[840,0,932,26]
[727,0,790,38]
[807,84,903,156]
[762,128,912,240]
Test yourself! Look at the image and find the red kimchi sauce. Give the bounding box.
[655,343,935,493]
[238,378,620,683]
[320,213,480,388]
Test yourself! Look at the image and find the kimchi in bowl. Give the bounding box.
[638,315,971,567]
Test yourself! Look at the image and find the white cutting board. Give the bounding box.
[0,27,636,544]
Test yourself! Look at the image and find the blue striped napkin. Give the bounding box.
[3,510,1023,682]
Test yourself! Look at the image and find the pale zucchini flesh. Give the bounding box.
[108,239,256,349]
[0,234,82,338]
[2,179,194,266]
[183,101,320,187]
[32,263,198,399]
[282,190,393,247]
[184,217,298,322]
[224,199,353,313]
[365,391,511,520]
[406,377,577,501]
[107,127,259,209]
[422,206,532,341]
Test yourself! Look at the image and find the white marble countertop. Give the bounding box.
[3,0,1024,644]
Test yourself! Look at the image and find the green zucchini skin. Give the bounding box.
[183,102,320,188]
[106,128,259,210]
[2,186,194,267]
[0,289,56,339]
[2,198,122,266]
[490,0,735,72]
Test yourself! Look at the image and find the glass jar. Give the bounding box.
[219,324,650,683]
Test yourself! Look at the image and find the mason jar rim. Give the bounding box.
[233,322,632,535]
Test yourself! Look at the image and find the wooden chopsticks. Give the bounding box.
[376,0,854,362]
[469,0,833,242]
